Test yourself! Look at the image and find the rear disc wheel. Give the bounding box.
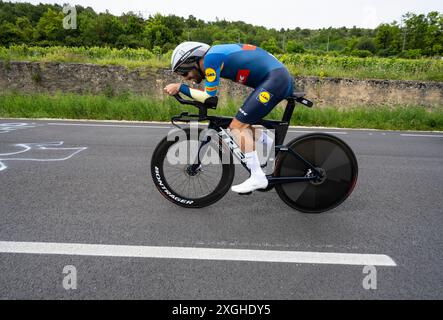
[275,133,358,213]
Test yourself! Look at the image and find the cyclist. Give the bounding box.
[164,41,294,194]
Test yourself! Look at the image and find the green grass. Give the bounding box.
[1,45,442,81]
[0,45,170,70]
[1,92,442,131]
[281,54,443,82]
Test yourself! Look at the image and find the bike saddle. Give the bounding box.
[291,92,306,99]
[287,92,314,107]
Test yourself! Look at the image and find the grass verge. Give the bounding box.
[0,92,442,131]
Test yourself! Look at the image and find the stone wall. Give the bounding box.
[0,61,442,108]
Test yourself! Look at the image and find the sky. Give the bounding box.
[10,0,443,29]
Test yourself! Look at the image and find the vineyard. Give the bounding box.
[1,45,442,81]
[280,54,443,81]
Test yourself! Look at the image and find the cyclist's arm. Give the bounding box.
[179,59,222,103]
[179,85,212,103]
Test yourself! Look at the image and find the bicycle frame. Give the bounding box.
[171,94,324,185]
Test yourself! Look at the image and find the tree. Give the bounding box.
[161,14,185,42]
[188,25,217,44]
[286,40,305,53]
[403,13,428,52]
[0,22,21,45]
[356,38,376,53]
[79,11,125,47]
[77,9,98,46]
[15,17,35,43]
[423,12,443,56]
[120,12,145,35]
[186,15,204,29]
[342,37,360,54]
[143,14,175,49]
[375,23,401,56]
[0,1,441,57]
[35,8,65,44]
[260,38,282,54]
[399,11,443,56]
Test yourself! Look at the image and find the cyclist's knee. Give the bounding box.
[229,118,250,131]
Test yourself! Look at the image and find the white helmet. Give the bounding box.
[171,41,210,74]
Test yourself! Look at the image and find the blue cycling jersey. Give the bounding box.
[179,43,294,124]
[202,43,286,94]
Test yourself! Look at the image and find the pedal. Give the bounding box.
[238,192,252,196]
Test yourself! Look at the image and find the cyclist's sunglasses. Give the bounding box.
[176,69,190,77]
[175,65,196,77]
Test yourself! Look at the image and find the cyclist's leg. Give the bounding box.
[231,67,293,154]
[230,118,267,193]
[229,118,255,153]
[234,68,293,125]
[230,68,293,193]
[248,67,293,147]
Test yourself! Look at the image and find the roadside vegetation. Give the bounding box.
[0,2,441,130]
[1,45,442,81]
[0,45,170,69]
[1,92,442,131]
[1,1,441,59]
[1,1,442,81]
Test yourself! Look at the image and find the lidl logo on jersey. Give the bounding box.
[205,68,217,82]
[257,89,273,105]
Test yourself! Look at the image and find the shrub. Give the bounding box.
[350,50,373,58]
[397,49,422,59]
[286,40,305,53]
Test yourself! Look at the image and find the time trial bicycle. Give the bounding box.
[151,93,358,213]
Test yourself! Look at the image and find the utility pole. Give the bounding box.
[326,34,330,52]
[400,19,407,52]
[282,34,286,52]
[402,28,407,52]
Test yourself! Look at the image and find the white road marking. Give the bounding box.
[48,123,171,129]
[0,142,87,172]
[287,130,315,133]
[0,241,397,266]
[46,124,349,134]
[400,134,443,138]
[325,132,348,135]
[11,121,442,138]
[0,123,36,134]
[288,130,348,135]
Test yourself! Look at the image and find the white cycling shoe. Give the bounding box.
[231,174,268,194]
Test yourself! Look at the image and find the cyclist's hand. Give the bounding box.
[164,83,181,96]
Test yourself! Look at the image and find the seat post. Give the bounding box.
[282,99,296,123]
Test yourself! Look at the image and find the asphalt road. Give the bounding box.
[0,119,442,300]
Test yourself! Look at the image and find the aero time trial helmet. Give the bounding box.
[171,42,210,75]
